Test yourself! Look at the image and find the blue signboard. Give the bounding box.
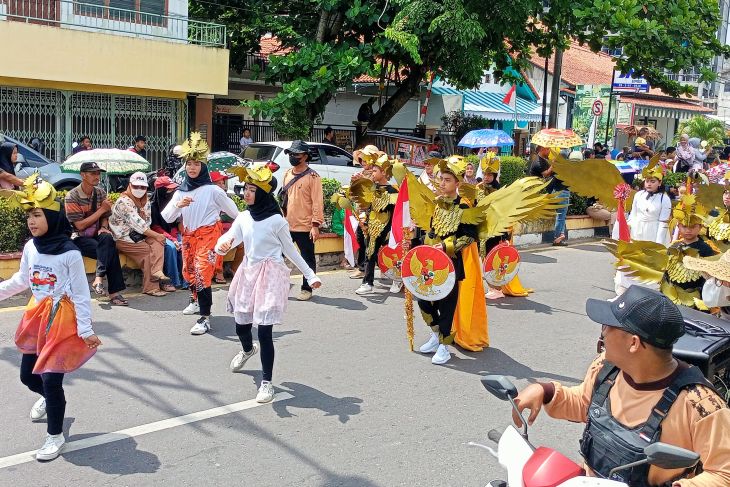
[613,70,650,93]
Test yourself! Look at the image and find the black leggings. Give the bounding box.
[20,354,65,435]
[195,287,213,316]
[236,324,274,382]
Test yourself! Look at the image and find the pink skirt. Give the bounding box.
[227,258,291,326]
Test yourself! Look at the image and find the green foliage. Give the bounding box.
[499,156,528,188]
[568,193,591,216]
[0,199,29,254]
[441,111,492,143]
[675,116,727,147]
[321,177,342,232]
[662,170,686,189]
[230,195,248,212]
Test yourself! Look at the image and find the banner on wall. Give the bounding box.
[615,101,634,128]
[574,85,616,144]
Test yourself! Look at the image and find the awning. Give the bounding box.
[432,87,542,122]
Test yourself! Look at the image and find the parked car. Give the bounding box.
[232,141,360,195]
[0,134,81,191]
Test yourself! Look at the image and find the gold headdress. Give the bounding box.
[480,152,500,174]
[672,194,708,227]
[437,155,468,181]
[353,145,384,166]
[179,132,210,162]
[371,154,393,179]
[0,173,60,212]
[640,157,664,181]
[228,164,273,193]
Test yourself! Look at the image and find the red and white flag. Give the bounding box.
[502,84,517,110]
[388,177,411,248]
[343,208,360,267]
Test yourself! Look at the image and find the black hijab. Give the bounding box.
[150,186,175,233]
[0,142,17,175]
[248,177,282,222]
[34,207,78,255]
[178,161,213,192]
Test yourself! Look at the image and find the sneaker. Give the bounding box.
[230,344,259,373]
[36,434,65,461]
[256,382,275,403]
[419,332,440,354]
[183,301,200,315]
[389,280,403,293]
[297,290,313,301]
[355,283,374,295]
[190,316,211,335]
[432,344,451,365]
[485,288,505,300]
[30,397,46,422]
[349,270,365,279]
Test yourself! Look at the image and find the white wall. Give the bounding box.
[321,92,420,129]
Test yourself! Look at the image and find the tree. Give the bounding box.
[675,116,727,147]
[191,0,730,136]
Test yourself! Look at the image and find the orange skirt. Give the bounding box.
[15,296,96,374]
[183,222,223,292]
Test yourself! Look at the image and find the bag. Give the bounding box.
[128,230,146,243]
[79,189,99,238]
[279,168,312,216]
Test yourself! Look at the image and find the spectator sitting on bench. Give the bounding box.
[150,176,186,289]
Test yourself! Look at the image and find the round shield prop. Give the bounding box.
[378,243,405,279]
[483,243,521,287]
[401,246,456,301]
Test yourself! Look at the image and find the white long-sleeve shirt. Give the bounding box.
[161,185,239,232]
[215,211,320,285]
[0,241,94,339]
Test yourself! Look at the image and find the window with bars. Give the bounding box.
[75,0,166,24]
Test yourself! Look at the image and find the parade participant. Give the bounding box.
[150,176,185,289]
[0,175,101,461]
[478,152,501,195]
[530,145,570,246]
[216,165,321,403]
[349,145,379,279]
[210,171,242,284]
[684,249,730,319]
[161,132,239,335]
[418,153,441,193]
[353,155,400,295]
[512,286,730,486]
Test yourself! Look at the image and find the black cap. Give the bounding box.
[79,161,106,173]
[285,140,310,155]
[585,286,685,349]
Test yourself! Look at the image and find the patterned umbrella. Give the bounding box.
[208,151,247,172]
[61,149,150,175]
[531,129,583,149]
[458,129,514,148]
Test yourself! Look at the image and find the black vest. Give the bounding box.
[579,361,713,486]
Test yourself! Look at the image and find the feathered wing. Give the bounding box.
[476,177,564,239]
[0,189,25,209]
[348,178,376,209]
[695,183,725,211]
[665,246,704,284]
[549,156,630,211]
[402,169,436,230]
[602,239,668,284]
[409,254,424,278]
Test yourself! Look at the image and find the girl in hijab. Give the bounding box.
[161,133,238,336]
[0,176,101,461]
[215,165,321,404]
[674,134,694,172]
[0,141,25,189]
[150,176,185,288]
[109,172,171,296]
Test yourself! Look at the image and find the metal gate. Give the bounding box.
[0,86,187,168]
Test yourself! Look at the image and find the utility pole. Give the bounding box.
[541,56,549,128]
[604,69,617,145]
[548,48,563,128]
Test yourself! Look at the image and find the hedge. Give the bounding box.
[0,199,29,253]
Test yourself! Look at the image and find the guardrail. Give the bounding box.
[0,0,226,47]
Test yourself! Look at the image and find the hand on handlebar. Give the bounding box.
[512,383,545,428]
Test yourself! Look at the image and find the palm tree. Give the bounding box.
[674,116,727,147]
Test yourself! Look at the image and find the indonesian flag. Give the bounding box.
[502,84,517,109]
[388,177,411,248]
[343,208,360,267]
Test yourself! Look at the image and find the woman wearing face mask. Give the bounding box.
[109,172,171,297]
[150,176,185,289]
[0,142,25,189]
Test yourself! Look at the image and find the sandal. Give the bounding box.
[214,275,226,284]
[145,290,168,297]
[160,283,176,292]
[110,294,129,306]
[92,282,106,296]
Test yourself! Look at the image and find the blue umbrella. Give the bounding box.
[457,129,514,148]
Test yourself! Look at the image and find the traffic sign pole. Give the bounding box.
[604,69,616,146]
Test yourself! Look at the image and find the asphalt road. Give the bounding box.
[0,243,616,486]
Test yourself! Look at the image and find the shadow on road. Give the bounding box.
[520,253,557,264]
[491,297,586,317]
[303,296,369,310]
[63,433,160,475]
[272,382,363,424]
[570,244,608,253]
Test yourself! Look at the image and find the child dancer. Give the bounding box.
[0,175,101,461]
[216,165,321,403]
[162,133,239,335]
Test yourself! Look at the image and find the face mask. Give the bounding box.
[289,154,303,166]
[131,188,147,199]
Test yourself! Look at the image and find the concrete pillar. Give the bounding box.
[195,94,214,146]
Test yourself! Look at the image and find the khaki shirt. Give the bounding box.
[282,168,324,232]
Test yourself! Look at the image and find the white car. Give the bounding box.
[232,141,360,196]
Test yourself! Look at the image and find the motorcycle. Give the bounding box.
[475,375,700,487]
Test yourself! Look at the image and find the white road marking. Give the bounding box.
[0,392,292,469]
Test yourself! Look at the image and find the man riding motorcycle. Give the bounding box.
[513,285,730,486]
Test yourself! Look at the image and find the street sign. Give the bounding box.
[613,70,650,93]
[592,99,604,116]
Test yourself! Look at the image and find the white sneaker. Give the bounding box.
[256,382,275,403]
[432,344,451,365]
[230,344,259,373]
[355,283,374,295]
[190,316,211,335]
[389,280,403,293]
[485,288,505,300]
[419,332,440,354]
[30,397,46,422]
[183,301,200,315]
[36,434,65,461]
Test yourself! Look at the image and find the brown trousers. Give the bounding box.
[116,237,165,294]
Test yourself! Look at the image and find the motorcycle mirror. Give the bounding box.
[481,375,518,401]
[644,443,700,470]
